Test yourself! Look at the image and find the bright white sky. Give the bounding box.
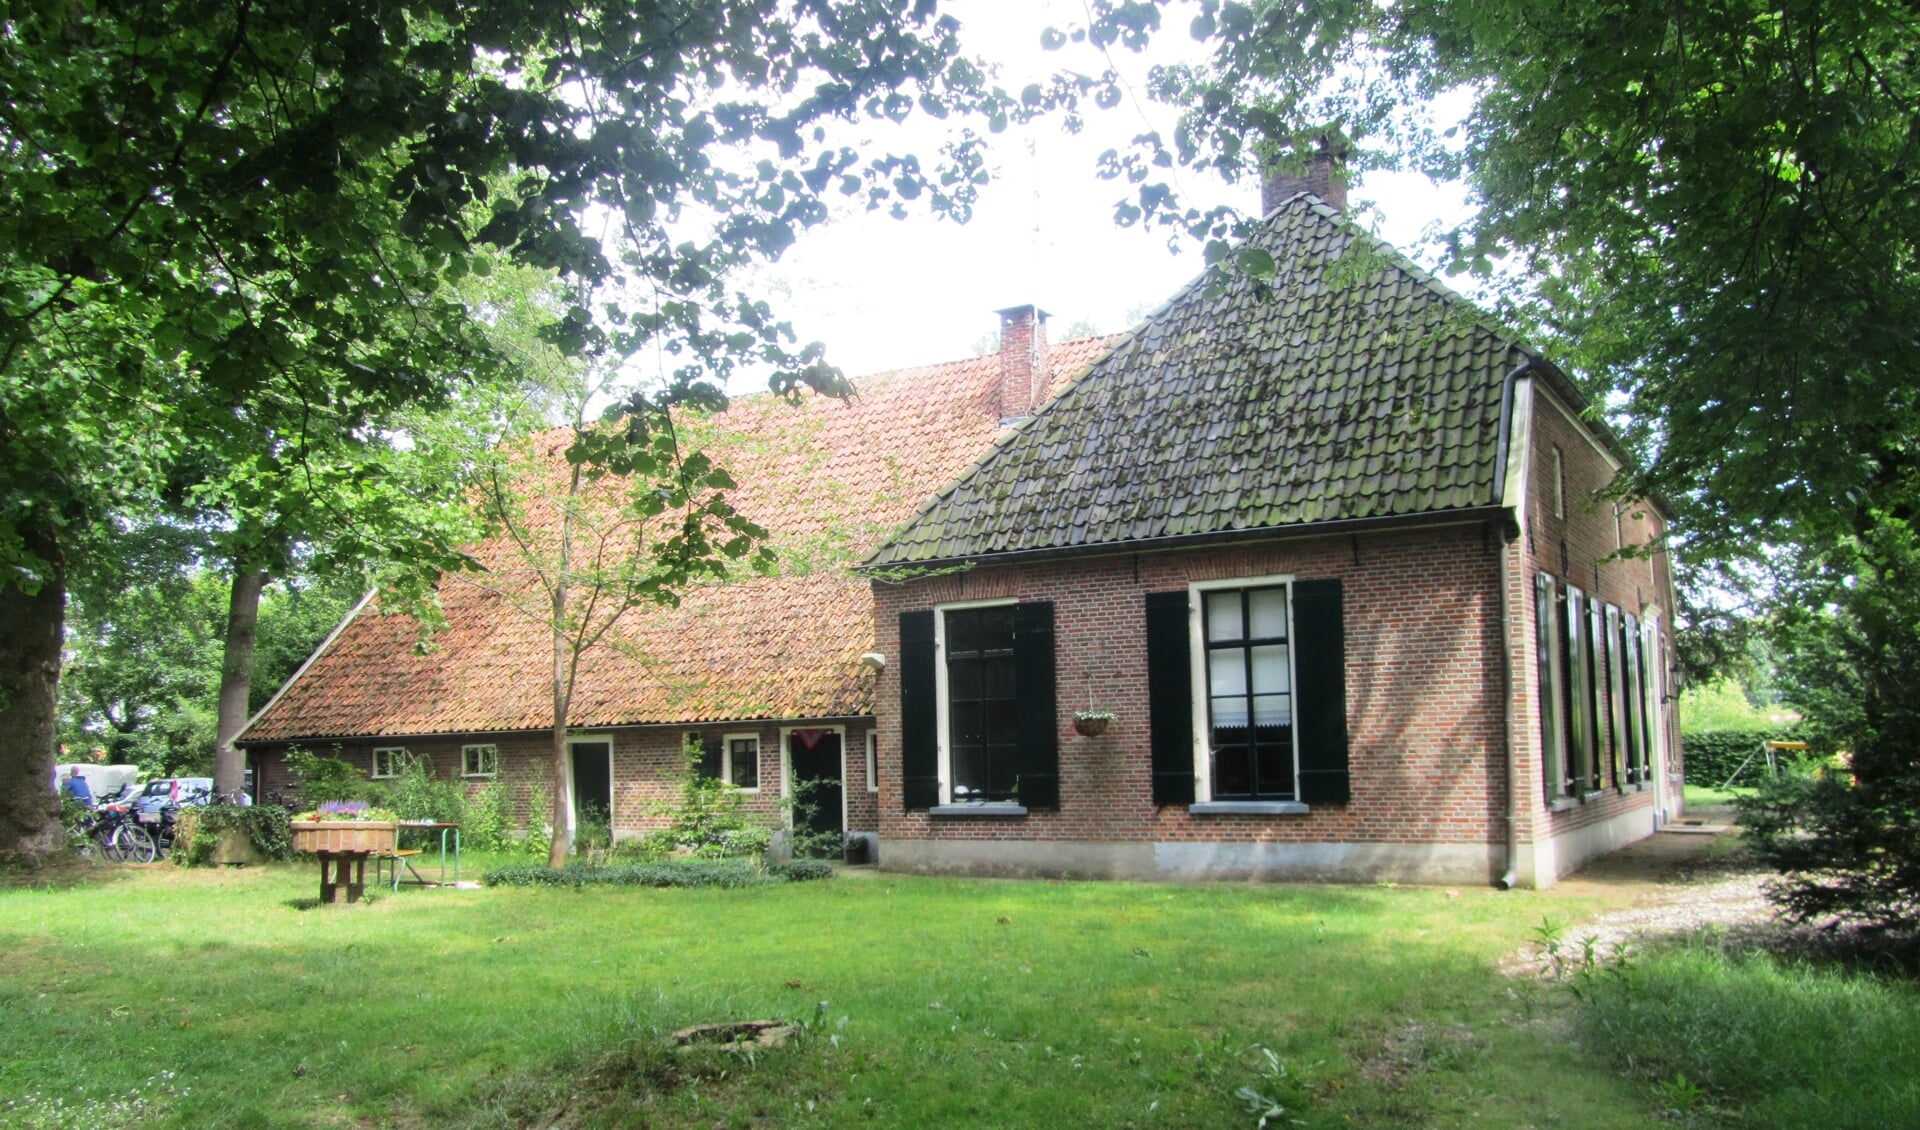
[736,1,1474,387]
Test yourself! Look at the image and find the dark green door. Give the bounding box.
[788,730,843,858]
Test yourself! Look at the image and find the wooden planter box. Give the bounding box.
[291,821,397,854]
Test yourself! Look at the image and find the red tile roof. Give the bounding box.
[241,335,1120,742]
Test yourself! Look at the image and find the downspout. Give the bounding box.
[1493,357,1535,891]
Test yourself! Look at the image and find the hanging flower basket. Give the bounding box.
[1073,711,1115,738]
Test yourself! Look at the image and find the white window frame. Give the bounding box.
[865,730,879,794]
[461,743,499,778]
[932,597,1020,806]
[371,747,408,780]
[721,732,761,793]
[1187,574,1298,805]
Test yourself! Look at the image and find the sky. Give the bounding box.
[735,1,1475,387]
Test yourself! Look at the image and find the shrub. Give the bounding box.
[522,780,553,859]
[1682,728,1802,788]
[284,746,374,806]
[172,805,293,866]
[386,756,465,847]
[765,858,834,882]
[639,739,774,859]
[482,859,774,889]
[464,779,512,853]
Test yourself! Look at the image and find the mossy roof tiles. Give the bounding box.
[865,195,1531,568]
[241,336,1119,742]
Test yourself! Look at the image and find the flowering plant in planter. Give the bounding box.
[291,800,400,823]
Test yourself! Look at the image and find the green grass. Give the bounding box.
[1577,943,1920,1128]
[0,860,1707,1128]
[1684,783,1753,810]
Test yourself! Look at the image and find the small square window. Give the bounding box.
[865,731,879,793]
[371,747,408,780]
[462,744,498,778]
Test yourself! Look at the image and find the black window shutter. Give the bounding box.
[1013,601,1059,809]
[697,737,722,779]
[899,610,940,809]
[1145,591,1196,806]
[1292,579,1351,804]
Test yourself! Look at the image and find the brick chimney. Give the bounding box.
[1262,135,1349,215]
[995,304,1050,422]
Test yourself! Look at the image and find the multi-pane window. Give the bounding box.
[726,735,759,791]
[371,747,408,779]
[945,606,1019,801]
[462,743,498,778]
[1203,586,1295,800]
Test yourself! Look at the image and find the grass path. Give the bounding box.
[0,859,1674,1128]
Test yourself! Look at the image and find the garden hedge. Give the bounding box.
[1682,728,1802,787]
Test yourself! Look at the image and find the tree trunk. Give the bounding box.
[0,524,68,860]
[548,583,572,869]
[214,569,269,800]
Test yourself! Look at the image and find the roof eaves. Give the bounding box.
[861,505,1513,575]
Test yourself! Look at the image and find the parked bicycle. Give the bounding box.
[71,802,157,863]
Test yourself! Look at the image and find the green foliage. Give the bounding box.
[1680,729,1802,789]
[780,775,844,861]
[171,806,294,867]
[639,741,774,860]
[282,747,372,807]
[1574,943,1920,1129]
[482,860,775,889]
[385,756,466,848]
[763,858,835,883]
[522,780,554,860]
[1739,760,1920,927]
[1678,679,1780,735]
[463,779,513,854]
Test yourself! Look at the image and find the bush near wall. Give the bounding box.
[1682,728,1802,787]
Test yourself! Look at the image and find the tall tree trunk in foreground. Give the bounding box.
[0,525,68,860]
[548,576,572,869]
[213,569,269,799]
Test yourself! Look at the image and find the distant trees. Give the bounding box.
[0,0,1018,858]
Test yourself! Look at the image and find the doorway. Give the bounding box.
[568,737,614,841]
[784,728,844,858]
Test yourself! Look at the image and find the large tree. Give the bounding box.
[1072,0,1920,917]
[0,0,1010,857]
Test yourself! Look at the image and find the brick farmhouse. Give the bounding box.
[240,170,1681,888]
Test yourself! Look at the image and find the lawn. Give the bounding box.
[0,859,1687,1128]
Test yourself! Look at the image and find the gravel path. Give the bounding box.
[1501,814,1779,978]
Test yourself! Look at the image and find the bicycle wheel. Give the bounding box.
[112,823,157,863]
[98,825,125,862]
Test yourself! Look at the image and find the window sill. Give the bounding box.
[462,773,497,780]
[1582,790,1607,803]
[1190,801,1310,816]
[1549,796,1580,813]
[930,803,1028,818]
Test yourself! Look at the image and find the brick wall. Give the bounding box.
[246,718,879,838]
[1516,378,1682,843]
[872,524,1514,847]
